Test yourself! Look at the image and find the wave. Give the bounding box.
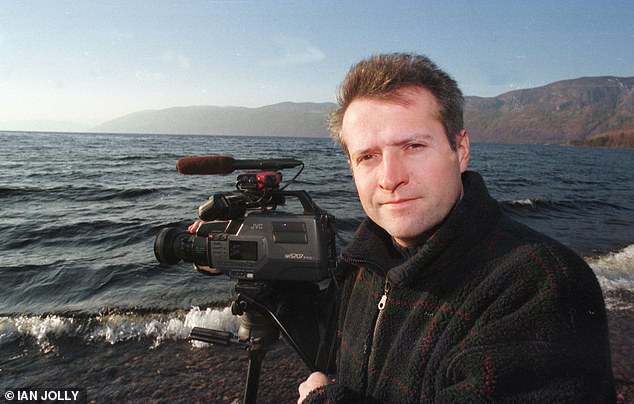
[1,248,631,353]
[502,198,629,213]
[587,244,634,293]
[0,185,161,201]
[0,218,157,251]
[0,306,240,353]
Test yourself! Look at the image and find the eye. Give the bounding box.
[355,153,377,166]
[357,154,372,163]
[407,143,426,151]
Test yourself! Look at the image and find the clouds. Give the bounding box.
[162,50,190,70]
[260,35,324,68]
[135,71,166,82]
[134,50,189,82]
[103,29,134,46]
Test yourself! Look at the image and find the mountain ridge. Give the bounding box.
[93,102,334,138]
[93,76,634,145]
[464,76,634,143]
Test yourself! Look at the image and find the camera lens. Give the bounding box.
[154,227,210,266]
[154,227,186,264]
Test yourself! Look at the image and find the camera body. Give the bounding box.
[155,190,335,282]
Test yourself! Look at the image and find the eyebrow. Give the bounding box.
[349,133,434,158]
[403,133,434,144]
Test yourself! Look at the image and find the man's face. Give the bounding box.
[342,87,470,247]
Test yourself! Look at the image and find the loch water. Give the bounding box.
[1,131,633,400]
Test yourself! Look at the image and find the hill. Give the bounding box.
[464,76,634,144]
[93,102,334,137]
[93,76,634,143]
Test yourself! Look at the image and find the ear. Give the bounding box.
[456,129,470,172]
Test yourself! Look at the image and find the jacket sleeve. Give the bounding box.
[433,242,616,402]
[435,340,615,402]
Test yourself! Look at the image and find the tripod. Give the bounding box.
[189,285,322,404]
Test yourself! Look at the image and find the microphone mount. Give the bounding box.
[175,155,306,220]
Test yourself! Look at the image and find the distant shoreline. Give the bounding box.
[568,129,634,149]
[4,129,634,149]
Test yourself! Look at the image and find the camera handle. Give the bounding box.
[276,190,322,215]
[189,292,318,404]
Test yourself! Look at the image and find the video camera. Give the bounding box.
[154,155,339,403]
[154,156,335,282]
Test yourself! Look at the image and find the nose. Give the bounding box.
[378,151,408,191]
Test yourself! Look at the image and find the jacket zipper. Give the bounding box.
[342,256,391,390]
[368,278,391,374]
[377,278,391,310]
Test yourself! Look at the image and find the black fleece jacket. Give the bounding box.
[305,171,615,403]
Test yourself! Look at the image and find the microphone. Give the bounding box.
[176,155,303,175]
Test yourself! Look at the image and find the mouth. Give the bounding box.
[380,197,419,206]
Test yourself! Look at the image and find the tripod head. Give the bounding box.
[190,280,338,404]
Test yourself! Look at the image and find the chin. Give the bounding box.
[384,226,425,243]
[381,218,437,244]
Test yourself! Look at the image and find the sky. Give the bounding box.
[1,0,633,131]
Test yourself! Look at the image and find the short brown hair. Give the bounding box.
[329,53,464,150]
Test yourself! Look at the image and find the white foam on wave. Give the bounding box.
[88,306,241,347]
[0,314,76,353]
[510,199,536,206]
[0,306,240,352]
[587,244,634,293]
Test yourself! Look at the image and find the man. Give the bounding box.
[298,53,615,403]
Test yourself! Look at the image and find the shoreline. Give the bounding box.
[2,290,631,403]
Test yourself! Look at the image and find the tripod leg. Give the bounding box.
[243,348,267,404]
[234,293,279,403]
